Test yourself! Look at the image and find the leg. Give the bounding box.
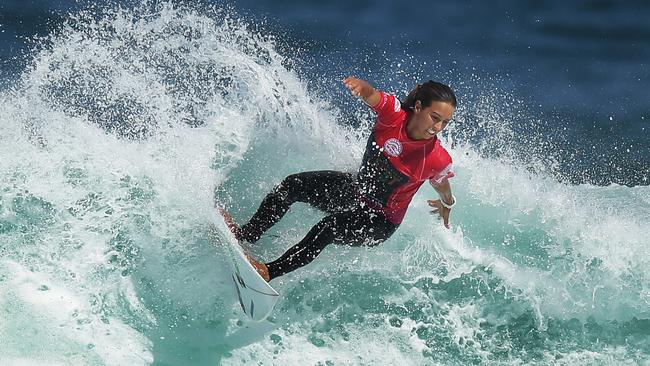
[237,171,358,243]
[264,207,398,280]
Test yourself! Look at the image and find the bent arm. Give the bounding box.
[343,77,381,108]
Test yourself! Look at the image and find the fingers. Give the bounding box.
[428,199,451,229]
[428,199,441,215]
[344,84,360,96]
[342,77,355,90]
[343,76,359,85]
[343,77,364,97]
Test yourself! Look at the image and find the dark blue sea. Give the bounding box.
[1,1,648,365]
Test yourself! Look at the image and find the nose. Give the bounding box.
[432,120,444,131]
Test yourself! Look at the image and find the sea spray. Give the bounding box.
[0,1,648,365]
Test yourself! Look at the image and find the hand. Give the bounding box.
[343,76,372,98]
[428,199,452,229]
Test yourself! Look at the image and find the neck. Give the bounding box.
[406,116,430,141]
[405,116,419,140]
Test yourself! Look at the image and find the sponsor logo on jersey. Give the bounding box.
[383,138,403,157]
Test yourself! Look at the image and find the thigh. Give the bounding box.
[329,207,399,247]
[284,170,358,213]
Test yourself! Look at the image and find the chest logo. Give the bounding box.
[383,138,403,157]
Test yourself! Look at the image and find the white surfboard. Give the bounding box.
[212,211,279,321]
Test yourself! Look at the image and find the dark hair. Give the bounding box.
[401,80,457,111]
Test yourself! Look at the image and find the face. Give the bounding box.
[406,100,455,140]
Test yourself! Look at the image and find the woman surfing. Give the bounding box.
[222,77,457,282]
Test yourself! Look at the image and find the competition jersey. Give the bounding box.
[356,92,454,224]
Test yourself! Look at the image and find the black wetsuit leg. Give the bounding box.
[265,206,398,280]
[237,171,359,243]
[237,170,399,280]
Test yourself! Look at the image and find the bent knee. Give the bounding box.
[274,173,306,198]
[281,173,304,189]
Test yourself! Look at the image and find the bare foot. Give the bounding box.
[219,207,269,281]
[245,254,270,282]
[218,207,241,240]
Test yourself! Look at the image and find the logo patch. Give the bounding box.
[383,138,403,157]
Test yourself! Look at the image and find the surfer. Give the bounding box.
[225,77,457,281]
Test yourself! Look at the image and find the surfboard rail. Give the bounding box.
[213,209,279,321]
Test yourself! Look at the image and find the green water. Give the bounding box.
[0,3,648,365]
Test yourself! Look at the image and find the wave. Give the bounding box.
[0,2,648,365]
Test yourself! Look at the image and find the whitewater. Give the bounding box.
[0,3,648,365]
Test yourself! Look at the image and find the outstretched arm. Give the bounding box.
[343,77,381,108]
[428,180,455,229]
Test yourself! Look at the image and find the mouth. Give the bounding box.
[427,127,437,136]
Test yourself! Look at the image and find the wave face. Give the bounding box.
[0,3,648,365]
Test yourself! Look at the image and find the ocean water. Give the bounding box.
[0,1,649,365]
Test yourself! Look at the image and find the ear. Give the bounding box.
[414,100,422,112]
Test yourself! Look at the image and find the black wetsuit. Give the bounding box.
[236,171,398,280]
[236,92,454,280]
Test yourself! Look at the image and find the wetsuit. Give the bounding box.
[236,92,454,280]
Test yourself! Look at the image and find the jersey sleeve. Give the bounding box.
[371,91,404,127]
[429,163,455,186]
[428,144,455,186]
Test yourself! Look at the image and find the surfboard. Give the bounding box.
[213,209,279,321]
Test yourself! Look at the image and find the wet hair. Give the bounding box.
[401,80,457,111]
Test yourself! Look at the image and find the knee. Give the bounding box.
[275,173,304,198]
[281,173,304,189]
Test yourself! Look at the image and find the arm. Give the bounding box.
[432,179,454,206]
[428,179,456,229]
[343,77,381,108]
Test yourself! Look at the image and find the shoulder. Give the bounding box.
[372,92,402,113]
[373,92,407,128]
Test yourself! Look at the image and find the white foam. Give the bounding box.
[0,261,153,365]
[427,142,650,321]
[0,2,360,363]
[1,1,648,364]
[221,321,430,366]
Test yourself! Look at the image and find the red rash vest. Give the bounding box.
[356,91,454,224]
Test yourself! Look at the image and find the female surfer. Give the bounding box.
[224,77,457,281]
